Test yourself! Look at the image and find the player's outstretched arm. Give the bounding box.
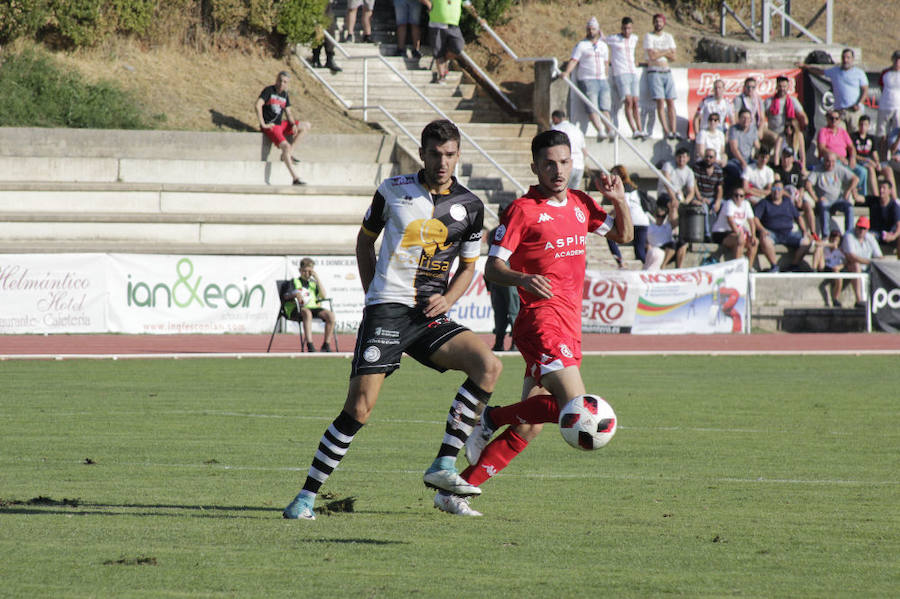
[597,174,633,244]
[485,257,553,298]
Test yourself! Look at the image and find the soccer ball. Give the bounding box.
[558,394,617,450]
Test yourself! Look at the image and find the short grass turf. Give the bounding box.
[1,355,898,598]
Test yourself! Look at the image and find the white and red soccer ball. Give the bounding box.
[558,394,617,450]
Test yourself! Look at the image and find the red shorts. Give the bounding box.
[512,307,582,386]
[263,120,296,146]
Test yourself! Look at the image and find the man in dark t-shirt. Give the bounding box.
[857,178,900,257]
[255,71,311,185]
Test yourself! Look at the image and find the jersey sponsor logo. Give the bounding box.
[559,343,573,358]
[494,224,506,241]
[574,206,586,223]
[449,203,467,221]
[537,212,554,223]
[401,218,450,257]
[363,346,381,363]
[390,175,417,186]
[544,235,587,250]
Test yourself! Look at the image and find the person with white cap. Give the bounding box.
[561,16,613,141]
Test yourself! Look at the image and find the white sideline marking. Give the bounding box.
[3,348,900,360]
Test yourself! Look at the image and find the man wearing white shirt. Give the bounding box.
[657,148,696,205]
[604,16,643,138]
[643,13,679,139]
[562,17,613,140]
[841,216,883,307]
[877,51,900,157]
[693,79,733,136]
[551,109,587,189]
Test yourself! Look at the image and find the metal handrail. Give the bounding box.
[762,0,831,44]
[295,30,526,216]
[720,1,760,41]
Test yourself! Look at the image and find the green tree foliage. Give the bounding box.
[50,0,106,47]
[0,48,159,129]
[460,0,514,42]
[111,0,154,35]
[0,0,51,44]
[275,0,329,45]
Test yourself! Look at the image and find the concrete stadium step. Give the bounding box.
[0,222,361,256]
[0,183,372,224]
[0,156,396,187]
[0,128,393,163]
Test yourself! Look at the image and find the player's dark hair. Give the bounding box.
[531,129,570,161]
[621,16,633,26]
[421,119,461,148]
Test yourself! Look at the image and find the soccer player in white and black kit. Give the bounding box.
[434,129,632,516]
[284,120,503,520]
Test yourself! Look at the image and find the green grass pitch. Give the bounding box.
[1,355,898,597]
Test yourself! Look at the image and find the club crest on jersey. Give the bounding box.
[574,206,586,223]
[559,343,573,358]
[494,224,506,241]
[449,203,467,221]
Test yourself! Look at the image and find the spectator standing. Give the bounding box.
[693,79,733,136]
[764,75,807,144]
[692,148,725,240]
[344,0,374,43]
[711,188,760,266]
[550,109,587,189]
[643,13,679,140]
[424,0,464,85]
[657,147,696,206]
[857,178,900,258]
[805,151,858,237]
[487,204,519,352]
[743,147,775,205]
[695,112,727,165]
[310,1,343,73]
[753,176,812,271]
[562,17,613,140]
[256,71,311,186]
[393,0,424,59]
[725,108,762,191]
[816,109,867,197]
[841,216,883,307]
[876,51,900,157]
[733,77,767,132]
[604,17,643,138]
[801,49,869,133]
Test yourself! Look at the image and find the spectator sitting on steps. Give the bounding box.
[840,216,883,308]
[256,71,311,186]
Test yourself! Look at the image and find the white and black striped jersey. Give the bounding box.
[361,171,484,309]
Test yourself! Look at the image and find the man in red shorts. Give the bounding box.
[255,71,311,185]
[433,129,633,516]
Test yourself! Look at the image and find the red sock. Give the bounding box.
[488,394,560,427]
[461,428,529,486]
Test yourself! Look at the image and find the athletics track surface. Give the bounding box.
[2,333,900,358]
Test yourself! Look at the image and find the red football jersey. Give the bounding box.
[490,185,614,321]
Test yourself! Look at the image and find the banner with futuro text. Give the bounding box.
[0,253,109,334]
[106,254,284,334]
[582,259,749,334]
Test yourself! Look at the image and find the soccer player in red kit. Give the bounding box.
[433,129,633,516]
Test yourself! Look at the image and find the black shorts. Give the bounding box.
[350,303,468,378]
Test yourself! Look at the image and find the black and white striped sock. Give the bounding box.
[301,410,363,497]
[436,378,492,460]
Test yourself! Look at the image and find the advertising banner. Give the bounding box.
[583,259,749,334]
[870,261,900,332]
[287,255,495,335]
[0,254,109,334]
[106,254,284,334]
[686,67,802,136]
